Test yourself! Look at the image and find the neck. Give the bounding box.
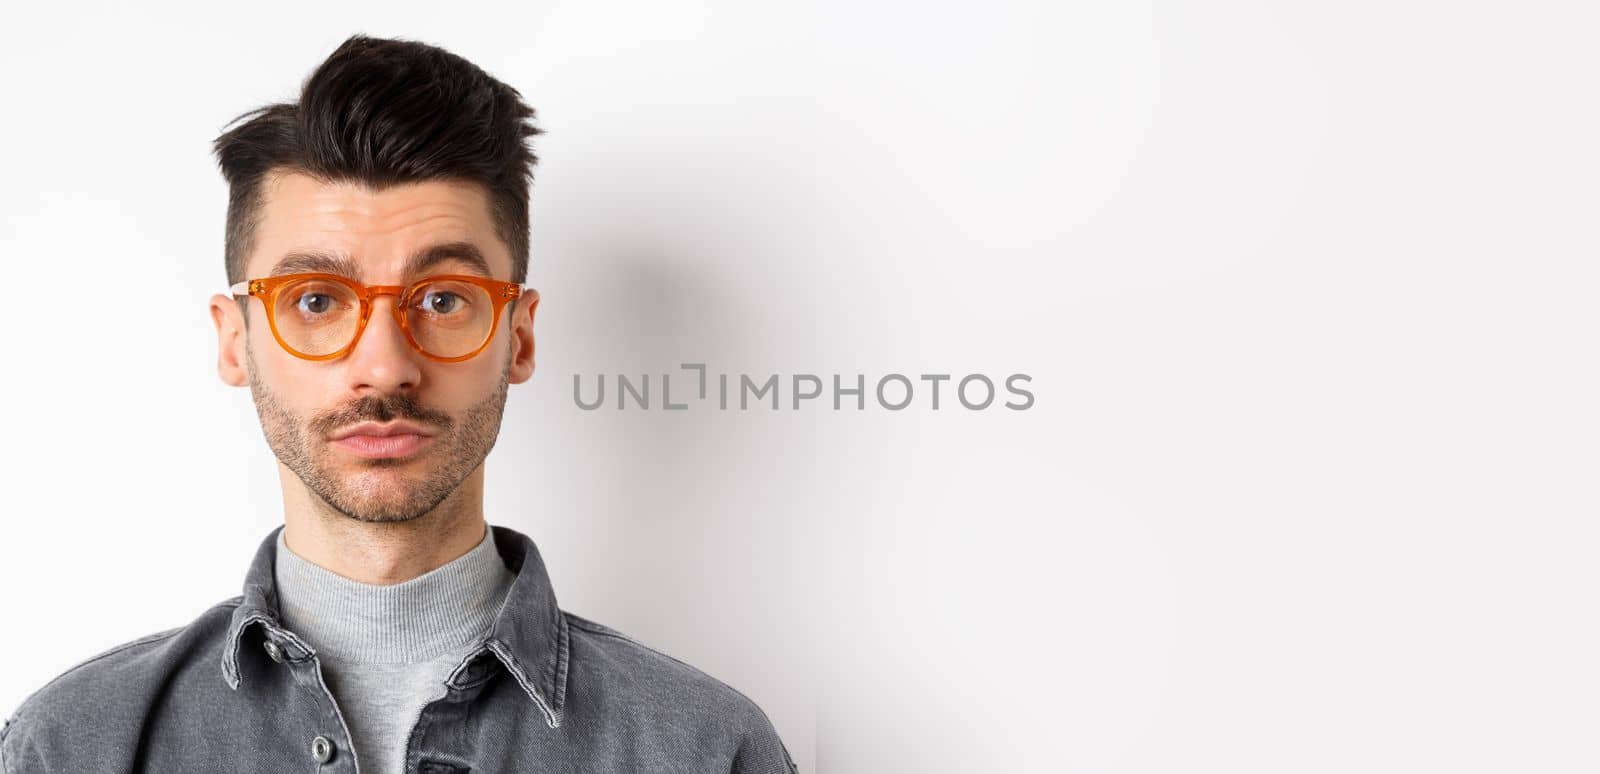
[277,462,488,585]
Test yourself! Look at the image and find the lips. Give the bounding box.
[329,421,435,441]
[331,432,433,459]
[328,421,436,460]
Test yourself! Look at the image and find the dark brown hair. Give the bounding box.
[213,34,542,289]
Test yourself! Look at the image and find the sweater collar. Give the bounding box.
[272,526,512,663]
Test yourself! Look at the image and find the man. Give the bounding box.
[0,34,796,774]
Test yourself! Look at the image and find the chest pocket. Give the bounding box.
[419,761,471,774]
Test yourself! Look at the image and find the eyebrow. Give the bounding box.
[267,241,496,281]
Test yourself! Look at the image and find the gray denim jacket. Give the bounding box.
[0,525,797,773]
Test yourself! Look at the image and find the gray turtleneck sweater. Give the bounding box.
[274,525,516,774]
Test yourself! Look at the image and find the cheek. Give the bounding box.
[426,364,501,409]
[249,345,337,418]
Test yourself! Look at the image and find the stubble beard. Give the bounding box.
[245,338,512,524]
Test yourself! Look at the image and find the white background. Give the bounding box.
[2,1,1597,772]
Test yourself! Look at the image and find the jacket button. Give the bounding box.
[311,735,335,763]
[263,640,285,663]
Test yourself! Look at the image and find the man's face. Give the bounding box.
[209,171,536,524]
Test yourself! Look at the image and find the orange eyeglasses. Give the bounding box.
[229,272,539,363]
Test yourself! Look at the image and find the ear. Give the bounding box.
[507,292,539,385]
[210,293,251,387]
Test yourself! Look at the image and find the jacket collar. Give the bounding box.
[220,523,570,728]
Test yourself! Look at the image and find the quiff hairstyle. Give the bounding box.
[213,34,542,312]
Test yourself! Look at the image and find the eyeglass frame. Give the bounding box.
[229,272,539,363]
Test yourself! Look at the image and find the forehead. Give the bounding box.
[245,170,511,281]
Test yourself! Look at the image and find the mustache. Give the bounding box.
[310,394,454,436]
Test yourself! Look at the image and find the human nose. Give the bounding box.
[344,292,423,393]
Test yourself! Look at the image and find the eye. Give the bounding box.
[296,292,336,315]
[418,290,468,315]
